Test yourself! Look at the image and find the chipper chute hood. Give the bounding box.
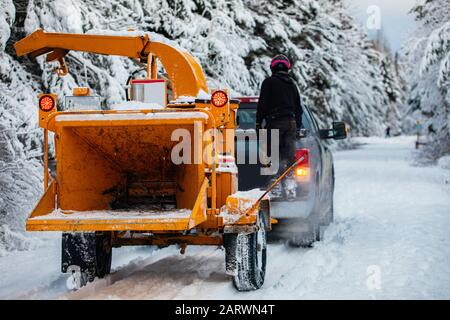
[14,29,208,99]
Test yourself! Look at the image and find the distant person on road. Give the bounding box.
[385,126,391,138]
[256,54,303,198]
[415,120,423,149]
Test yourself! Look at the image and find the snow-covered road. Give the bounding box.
[1,136,450,299]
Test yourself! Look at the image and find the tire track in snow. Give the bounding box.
[63,246,229,300]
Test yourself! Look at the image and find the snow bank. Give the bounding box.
[438,156,450,170]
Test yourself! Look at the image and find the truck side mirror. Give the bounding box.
[319,122,348,140]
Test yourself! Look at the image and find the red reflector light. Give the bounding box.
[211,90,228,108]
[296,149,309,165]
[39,95,55,112]
[295,149,310,181]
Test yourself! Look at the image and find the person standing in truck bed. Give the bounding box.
[256,54,303,198]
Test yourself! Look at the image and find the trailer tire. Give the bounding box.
[225,212,267,291]
[62,232,112,288]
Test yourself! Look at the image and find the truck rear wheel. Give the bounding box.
[320,168,335,227]
[62,232,112,288]
[288,177,321,247]
[287,227,317,248]
[224,212,267,291]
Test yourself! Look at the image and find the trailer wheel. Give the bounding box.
[62,232,112,289]
[225,212,267,291]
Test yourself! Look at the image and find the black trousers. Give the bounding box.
[266,117,297,175]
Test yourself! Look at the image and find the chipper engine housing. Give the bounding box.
[15,30,271,291]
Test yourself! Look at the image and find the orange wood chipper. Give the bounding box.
[15,29,272,291]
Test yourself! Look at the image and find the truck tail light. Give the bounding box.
[211,90,228,108]
[39,95,55,112]
[295,149,310,182]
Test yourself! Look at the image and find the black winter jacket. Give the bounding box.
[256,71,303,128]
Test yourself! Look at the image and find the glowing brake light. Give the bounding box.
[39,95,55,112]
[295,149,310,182]
[296,168,309,177]
[211,90,228,108]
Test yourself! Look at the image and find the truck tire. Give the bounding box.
[288,177,321,247]
[62,232,112,288]
[287,233,315,248]
[322,167,335,226]
[224,212,267,291]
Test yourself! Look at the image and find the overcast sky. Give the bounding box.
[348,0,418,51]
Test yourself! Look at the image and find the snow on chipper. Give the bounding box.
[15,29,272,291]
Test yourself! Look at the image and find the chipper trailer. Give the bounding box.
[15,29,273,291]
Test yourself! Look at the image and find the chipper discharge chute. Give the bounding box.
[15,29,272,291]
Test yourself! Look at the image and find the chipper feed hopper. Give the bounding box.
[15,29,271,291]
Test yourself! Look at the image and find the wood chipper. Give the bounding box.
[14,29,272,291]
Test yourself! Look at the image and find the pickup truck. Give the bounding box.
[235,97,347,246]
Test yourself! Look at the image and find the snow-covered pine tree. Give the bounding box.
[313,0,395,135]
[380,53,403,134]
[1,0,43,254]
[403,0,450,160]
[374,31,403,134]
